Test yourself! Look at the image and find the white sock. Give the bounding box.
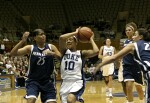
[106,87,109,92]
[109,88,112,94]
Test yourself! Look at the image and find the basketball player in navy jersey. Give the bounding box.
[121,22,144,103]
[59,28,99,103]
[10,29,61,103]
[94,28,150,103]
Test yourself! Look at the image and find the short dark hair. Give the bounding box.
[33,29,44,37]
[103,38,111,45]
[138,28,150,41]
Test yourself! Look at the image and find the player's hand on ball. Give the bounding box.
[90,32,94,40]
[75,27,81,34]
[78,27,93,43]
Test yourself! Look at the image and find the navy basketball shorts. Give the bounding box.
[25,79,56,103]
[123,65,144,85]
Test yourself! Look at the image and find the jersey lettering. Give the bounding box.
[63,54,79,61]
[64,61,75,70]
[37,57,45,65]
[144,43,150,50]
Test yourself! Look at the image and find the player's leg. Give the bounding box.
[118,63,127,99]
[104,76,109,96]
[0,91,1,95]
[118,67,127,100]
[108,75,113,97]
[67,93,76,103]
[121,81,127,97]
[60,94,67,103]
[27,98,36,103]
[102,65,109,97]
[60,81,70,103]
[107,64,114,98]
[25,80,39,103]
[104,76,109,85]
[68,80,85,103]
[144,77,150,103]
[125,81,134,102]
[67,91,84,103]
[135,84,144,103]
[123,65,135,102]
[134,71,144,103]
[40,80,57,103]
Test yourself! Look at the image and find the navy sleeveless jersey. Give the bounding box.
[134,40,150,72]
[123,39,137,65]
[28,44,54,81]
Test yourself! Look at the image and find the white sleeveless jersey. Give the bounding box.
[103,46,114,56]
[61,49,84,80]
[102,46,115,76]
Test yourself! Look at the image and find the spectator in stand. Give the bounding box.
[84,64,92,81]
[0,41,5,54]
[3,36,9,42]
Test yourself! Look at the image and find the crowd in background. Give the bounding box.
[0,52,28,88]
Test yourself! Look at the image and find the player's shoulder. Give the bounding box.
[100,46,104,49]
[48,43,58,48]
[25,45,32,49]
[111,46,115,49]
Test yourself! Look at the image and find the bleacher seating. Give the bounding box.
[0,0,149,42]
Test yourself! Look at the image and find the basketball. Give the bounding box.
[78,27,93,43]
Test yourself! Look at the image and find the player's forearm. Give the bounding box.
[10,40,26,56]
[60,31,78,40]
[98,55,103,59]
[101,56,116,67]
[90,38,99,54]
[48,51,61,59]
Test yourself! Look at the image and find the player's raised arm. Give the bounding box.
[98,46,104,59]
[59,28,79,54]
[94,43,134,74]
[82,33,99,58]
[10,32,31,56]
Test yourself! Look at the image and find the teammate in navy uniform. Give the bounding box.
[59,27,99,103]
[10,29,61,103]
[122,22,144,103]
[94,28,150,103]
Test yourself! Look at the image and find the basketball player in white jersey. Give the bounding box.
[98,38,116,98]
[59,28,99,103]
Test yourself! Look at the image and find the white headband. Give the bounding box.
[128,25,134,31]
[73,36,78,42]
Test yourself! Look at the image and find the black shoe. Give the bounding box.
[78,97,84,103]
[23,95,27,99]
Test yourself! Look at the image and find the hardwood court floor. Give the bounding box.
[0,80,144,103]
